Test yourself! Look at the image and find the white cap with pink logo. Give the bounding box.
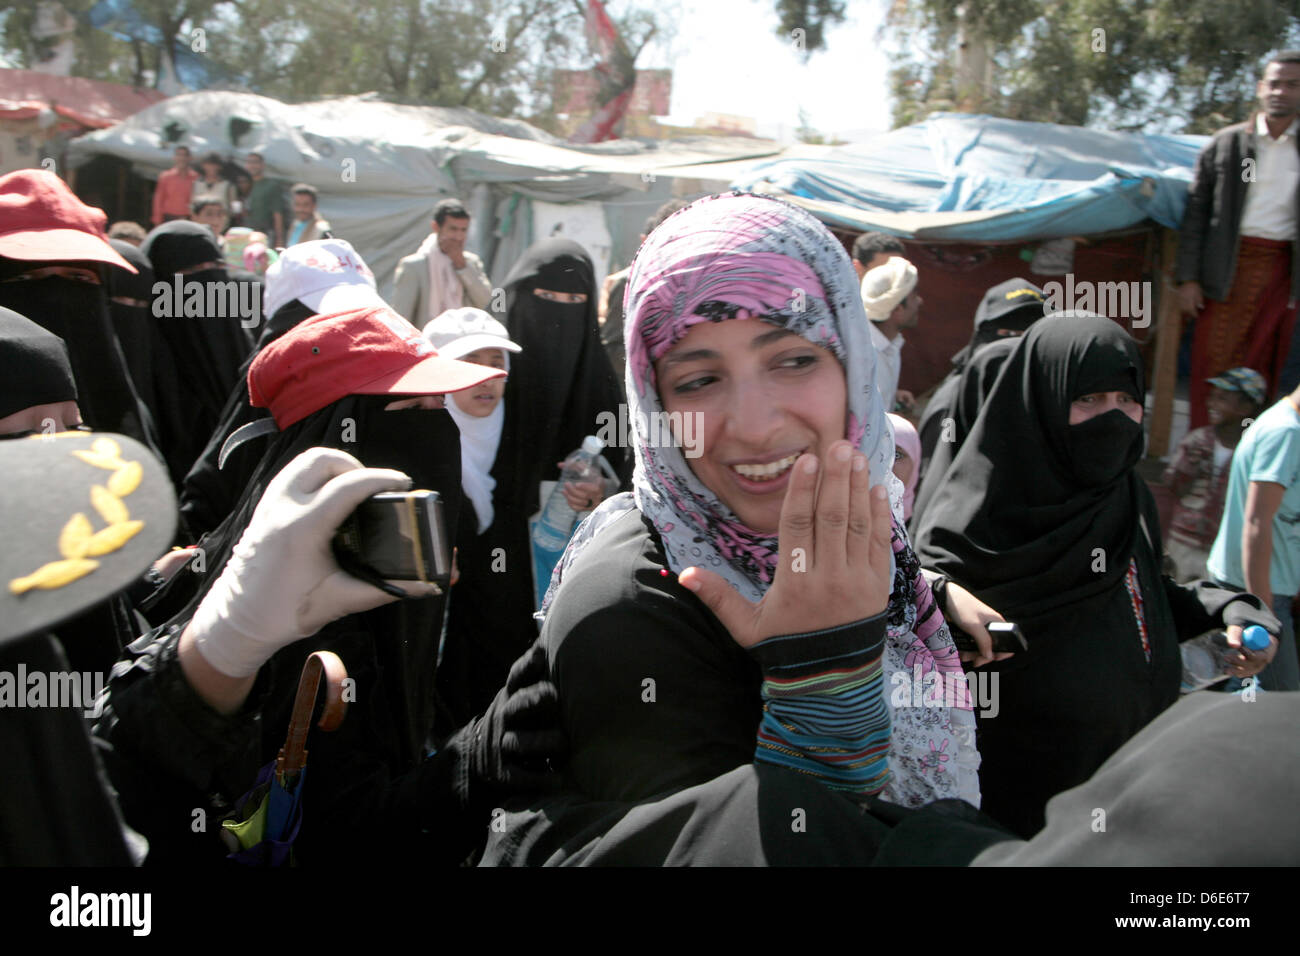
[264,238,386,318]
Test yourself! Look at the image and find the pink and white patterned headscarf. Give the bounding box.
[624,191,899,595]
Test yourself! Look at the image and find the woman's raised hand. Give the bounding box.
[680,440,894,649]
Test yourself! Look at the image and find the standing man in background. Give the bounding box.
[1176,51,1300,428]
[286,184,331,246]
[151,145,198,226]
[851,231,906,281]
[391,198,492,329]
[861,255,923,415]
[243,152,286,248]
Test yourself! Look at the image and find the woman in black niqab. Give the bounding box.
[0,256,158,453]
[495,238,625,518]
[106,239,162,435]
[431,240,625,738]
[121,393,469,864]
[916,315,1148,613]
[176,298,317,542]
[913,314,1275,838]
[140,221,256,487]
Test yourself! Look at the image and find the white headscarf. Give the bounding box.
[445,390,503,534]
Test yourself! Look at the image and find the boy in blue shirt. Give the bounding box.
[1207,382,1300,690]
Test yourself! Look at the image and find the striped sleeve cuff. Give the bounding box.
[748,614,891,796]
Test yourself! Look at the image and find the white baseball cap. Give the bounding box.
[263,238,386,318]
[422,307,522,360]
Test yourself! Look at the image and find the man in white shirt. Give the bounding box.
[861,256,922,414]
[1176,51,1300,429]
[391,198,492,330]
[850,231,906,281]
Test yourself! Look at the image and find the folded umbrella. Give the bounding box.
[222,650,348,865]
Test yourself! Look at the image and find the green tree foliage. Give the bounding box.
[884,0,1300,132]
[4,0,140,85]
[1,0,666,129]
[773,0,846,58]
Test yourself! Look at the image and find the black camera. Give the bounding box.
[332,490,451,596]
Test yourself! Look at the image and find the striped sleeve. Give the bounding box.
[747,614,891,796]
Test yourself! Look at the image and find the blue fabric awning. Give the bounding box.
[731,113,1208,241]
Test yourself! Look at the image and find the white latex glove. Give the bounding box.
[190,447,438,678]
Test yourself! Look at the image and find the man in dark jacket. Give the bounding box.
[1176,51,1300,428]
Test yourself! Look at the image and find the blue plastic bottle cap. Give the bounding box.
[1242,625,1271,652]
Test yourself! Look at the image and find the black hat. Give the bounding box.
[974,278,1047,329]
[0,432,175,646]
[0,305,77,421]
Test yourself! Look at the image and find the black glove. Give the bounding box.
[466,639,567,800]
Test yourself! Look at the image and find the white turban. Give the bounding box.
[860,256,918,321]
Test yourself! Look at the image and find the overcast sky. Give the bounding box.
[640,0,896,142]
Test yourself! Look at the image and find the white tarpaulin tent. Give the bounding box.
[68,90,795,294]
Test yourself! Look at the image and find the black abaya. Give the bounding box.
[140,221,257,487]
[433,240,626,738]
[912,336,1019,529]
[109,396,469,864]
[913,315,1274,837]
[177,299,316,541]
[0,259,159,454]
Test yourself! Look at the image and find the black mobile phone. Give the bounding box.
[952,620,1026,654]
[332,490,450,595]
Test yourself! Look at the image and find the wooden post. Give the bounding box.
[1148,227,1182,458]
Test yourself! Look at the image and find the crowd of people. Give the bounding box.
[3,53,1300,868]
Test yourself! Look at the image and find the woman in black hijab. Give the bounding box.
[175,298,316,542]
[108,383,503,865]
[106,239,162,434]
[140,221,256,487]
[433,240,625,737]
[912,314,1279,838]
[495,238,625,517]
[909,334,1020,530]
[0,256,158,452]
[178,238,375,540]
[0,305,145,676]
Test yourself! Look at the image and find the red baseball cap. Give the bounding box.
[0,169,136,272]
[249,306,506,428]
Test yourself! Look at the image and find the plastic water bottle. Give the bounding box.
[531,435,605,552]
[1179,625,1272,693]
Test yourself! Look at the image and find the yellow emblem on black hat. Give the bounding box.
[9,437,146,594]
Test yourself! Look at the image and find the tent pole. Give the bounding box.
[1148,227,1182,458]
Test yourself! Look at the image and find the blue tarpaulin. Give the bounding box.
[731,113,1209,241]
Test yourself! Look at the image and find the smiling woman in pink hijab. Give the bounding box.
[481,192,988,865]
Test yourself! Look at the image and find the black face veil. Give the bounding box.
[140,221,257,486]
[495,238,625,520]
[0,256,158,453]
[913,314,1148,620]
